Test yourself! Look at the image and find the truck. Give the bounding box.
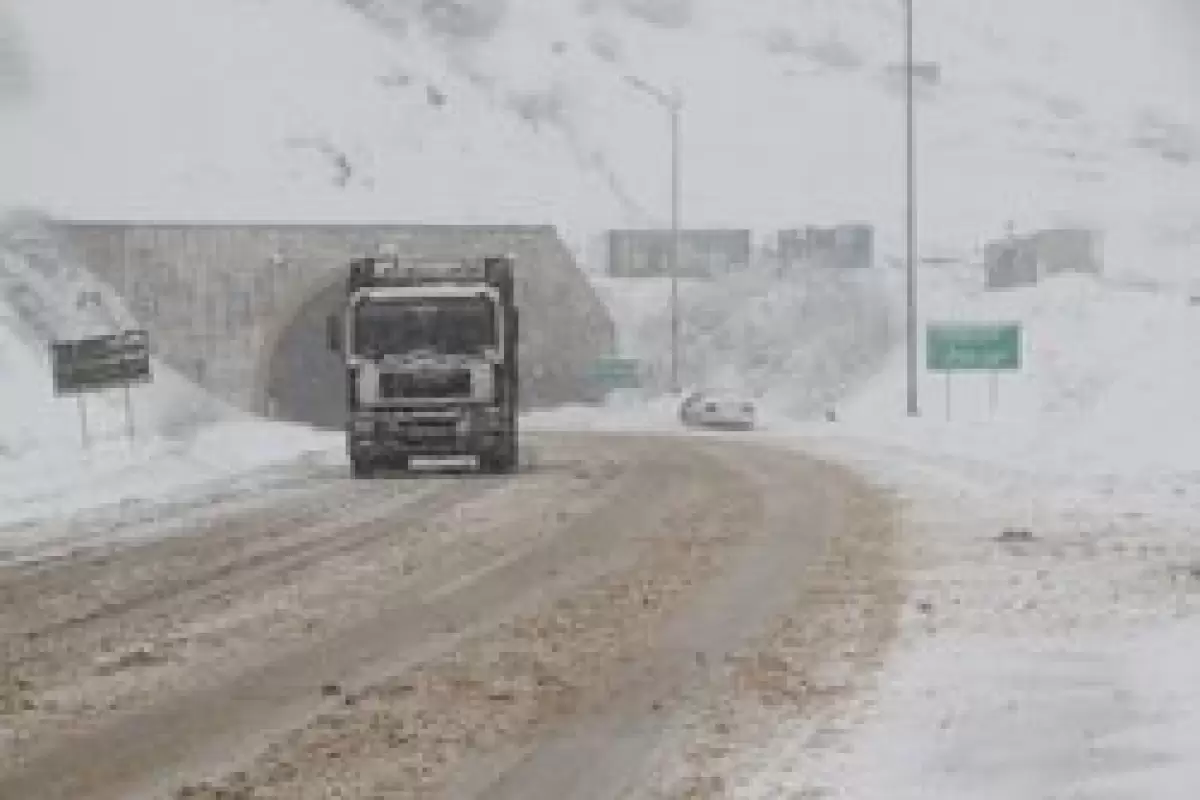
[326,253,520,478]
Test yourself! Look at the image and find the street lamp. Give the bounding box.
[903,0,920,416]
[625,75,684,394]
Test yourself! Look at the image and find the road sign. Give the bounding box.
[51,329,152,395]
[607,229,751,279]
[589,356,641,390]
[926,323,1021,372]
[778,223,875,270]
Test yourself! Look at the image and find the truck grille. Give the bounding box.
[379,370,472,400]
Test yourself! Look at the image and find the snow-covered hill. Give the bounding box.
[3,0,1199,468]
[0,0,627,245]
[3,0,1197,257]
[830,267,1200,477]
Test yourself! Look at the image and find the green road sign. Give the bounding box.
[926,323,1021,372]
[589,356,641,390]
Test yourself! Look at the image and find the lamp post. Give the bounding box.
[626,75,684,394]
[904,0,920,416]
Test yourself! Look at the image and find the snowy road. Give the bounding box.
[0,432,901,800]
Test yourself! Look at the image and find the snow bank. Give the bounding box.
[0,214,228,452]
[718,261,1200,800]
[768,265,1200,513]
[0,214,338,526]
[834,622,1200,800]
[721,463,1200,799]
[0,421,339,530]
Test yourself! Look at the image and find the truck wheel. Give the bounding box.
[350,456,374,479]
[482,437,518,474]
[501,438,519,473]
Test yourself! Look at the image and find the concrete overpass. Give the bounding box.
[52,222,615,428]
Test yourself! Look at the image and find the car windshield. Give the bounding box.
[352,296,495,357]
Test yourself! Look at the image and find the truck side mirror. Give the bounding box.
[326,314,342,352]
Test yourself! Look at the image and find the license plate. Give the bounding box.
[409,456,477,470]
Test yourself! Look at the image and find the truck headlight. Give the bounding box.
[352,416,375,434]
[471,364,494,400]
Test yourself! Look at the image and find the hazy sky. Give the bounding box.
[925,0,1198,121]
[1167,0,1200,72]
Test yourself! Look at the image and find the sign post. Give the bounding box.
[926,322,1022,418]
[78,394,90,450]
[123,384,136,442]
[51,329,153,448]
[944,371,952,421]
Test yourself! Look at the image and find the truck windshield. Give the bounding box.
[352,296,496,357]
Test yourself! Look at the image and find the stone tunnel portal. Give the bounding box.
[264,276,345,430]
[52,222,617,427]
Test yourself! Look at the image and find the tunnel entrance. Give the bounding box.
[265,278,346,431]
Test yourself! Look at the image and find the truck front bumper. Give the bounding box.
[348,408,507,460]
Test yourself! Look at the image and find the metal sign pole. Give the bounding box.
[944,372,952,421]
[989,370,999,416]
[123,384,136,442]
[78,394,90,450]
[669,96,683,394]
[904,0,920,417]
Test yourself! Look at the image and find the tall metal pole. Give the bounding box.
[904,0,920,416]
[670,98,682,394]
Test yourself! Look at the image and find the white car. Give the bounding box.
[679,390,757,430]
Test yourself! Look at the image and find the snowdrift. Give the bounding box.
[0,213,230,454]
[0,212,335,525]
[813,266,1200,489]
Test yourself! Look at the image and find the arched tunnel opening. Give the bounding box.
[263,274,616,431]
[265,278,347,431]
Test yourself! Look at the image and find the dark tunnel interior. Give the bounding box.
[265,279,347,431]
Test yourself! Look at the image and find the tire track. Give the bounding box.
[636,447,905,799]
[0,435,897,800]
[0,436,650,771]
[0,458,336,566]
[0,439,687,800]
[175,440,764,800]
[0,479,489,683]
[0,476,366,630]
[452,442,842,800]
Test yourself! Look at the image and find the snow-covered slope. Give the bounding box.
[828,268,1200,477]
[1,213,212,452]
[0,211,336,524]
[3,0,1199,456]
[0,0,626,245]
[595,263,896,415]
[3,0,1197,258]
